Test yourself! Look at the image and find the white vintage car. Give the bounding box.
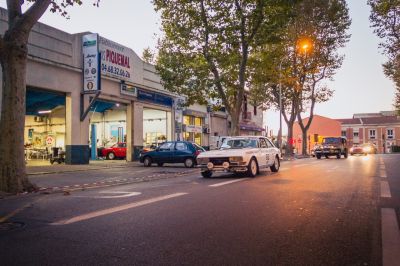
[196,136,281,178]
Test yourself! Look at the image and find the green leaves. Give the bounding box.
[154,0,294,133]
[369,0,400,112]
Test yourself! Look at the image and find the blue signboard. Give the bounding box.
[137,89,173,107]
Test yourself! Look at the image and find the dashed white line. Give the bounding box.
[51,192,188,225]
[381,208,400,266]
[209,178,249,187]
[380,181,392,198]
[380,170,388,178]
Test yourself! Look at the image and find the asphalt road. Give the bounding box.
[1,154,399,266]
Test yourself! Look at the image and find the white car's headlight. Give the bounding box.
[363,146,371,153]
[229,156,244,162]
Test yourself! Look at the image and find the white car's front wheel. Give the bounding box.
[247,158,258,177]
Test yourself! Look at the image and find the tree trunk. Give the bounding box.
[0,42,33,193]
[302,130,308,156]
[230,110,240,136]
[286,122,294,156]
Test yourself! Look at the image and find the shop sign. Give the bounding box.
[46,135,54,146]
[82,33,100,93]
[99,36,134,82]
[120,83,137,97]
[175,122,182,133]
[137,89,173,107]
[182,109,207,118]
[185,125,203,133]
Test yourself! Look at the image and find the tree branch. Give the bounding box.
[12,0,51,36]
[199,0,231,113]
[6,0,23,25]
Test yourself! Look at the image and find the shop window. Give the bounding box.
[353,132,359,137]
[195,117,202,126]
[194,133,202,145]
[341,130,346,137]
[183,115,192,125]
[143,109,170,146]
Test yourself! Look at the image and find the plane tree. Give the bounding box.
[250,0,350,156]
[0,1,99,193]
[369,0,400,114]
[153,0,294,135]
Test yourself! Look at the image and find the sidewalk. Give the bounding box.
[27,160,142,175]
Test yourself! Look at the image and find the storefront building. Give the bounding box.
[0,7,266,163]
[181,104,209,148]
[0,8,175,164]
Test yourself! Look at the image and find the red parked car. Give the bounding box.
[102,143,127,160]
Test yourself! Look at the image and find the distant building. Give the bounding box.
[336,111,400,153]
[293,115,341,154]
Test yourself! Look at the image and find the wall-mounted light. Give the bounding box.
[115,103,120,107]
[38,110,52,114]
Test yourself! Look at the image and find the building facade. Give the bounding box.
[0,8,264,163]
[337,111,400,153]
[293,115,341,154]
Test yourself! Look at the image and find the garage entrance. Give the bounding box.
[89,99,127,160]
[25,88,66,166]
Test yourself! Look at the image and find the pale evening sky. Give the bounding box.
[0,0,396,134]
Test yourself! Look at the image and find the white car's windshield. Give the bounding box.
[220,139,258,149]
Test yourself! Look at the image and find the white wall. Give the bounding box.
[90,109,127,147]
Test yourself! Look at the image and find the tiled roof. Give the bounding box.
[360,116,400,125]
[336,118,362,125]
[336,116,400,125]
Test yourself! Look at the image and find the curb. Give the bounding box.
[37,169,199,194]
[28,164,141,176]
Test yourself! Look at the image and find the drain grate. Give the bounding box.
[0,221,25,231]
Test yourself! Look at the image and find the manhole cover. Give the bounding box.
[0,222,25,231]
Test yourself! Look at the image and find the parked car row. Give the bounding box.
[139,136,281,178]
[99,136,282,178]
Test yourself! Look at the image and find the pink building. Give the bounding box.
[336,111,400,153]
[293,115,341,154]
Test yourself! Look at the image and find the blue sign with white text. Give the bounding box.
[137,89,173,107]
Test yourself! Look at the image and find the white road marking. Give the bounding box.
[209,178,249,187]
[380,164,386,171]
[380,181,392,198]
[72,191,142,199]
[381,208,400,266]
[95,191,142,199]
[380,170,388,178]
[52,192,188,225]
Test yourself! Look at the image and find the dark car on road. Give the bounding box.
[139,141,205,168]
[315,137,348,159]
